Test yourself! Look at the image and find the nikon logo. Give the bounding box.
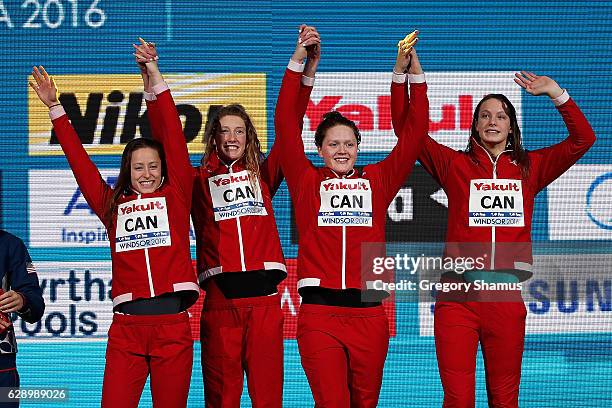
[28,74,267,155]
[49,89,211,146]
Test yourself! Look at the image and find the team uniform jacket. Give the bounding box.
[49,92,199,309]
[191,150,286,284]
[146,79,313,286]
[391,78,596,278]
[275,67,429,291]
[0,230,44,367]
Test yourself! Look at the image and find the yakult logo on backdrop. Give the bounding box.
[301,72,521,152]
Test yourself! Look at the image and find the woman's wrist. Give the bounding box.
[548,86,564,99]
[393,64,407,74]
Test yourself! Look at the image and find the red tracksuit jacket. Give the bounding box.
[191,150,287,284]
[391,79,596,277]
[275,67,429,291]
[146,79,313,286]
[50,93,199,309]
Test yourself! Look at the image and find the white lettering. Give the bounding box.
[0,1,13,27]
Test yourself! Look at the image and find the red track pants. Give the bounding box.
[101,312,193,408]
[297,304,390,408]
[434,300,527,408]
[200,282,283,408]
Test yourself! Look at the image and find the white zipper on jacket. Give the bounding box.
[227,161,247,271]
[236,216,246,271]
[342,226,347,289]
[329,168,355,290]
[473,141,511,271]
[144,247,155,297]
[136,193,156,297]
[491,160,497,270]
[127,181,165,297]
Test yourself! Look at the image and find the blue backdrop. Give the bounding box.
[0,1,610,406]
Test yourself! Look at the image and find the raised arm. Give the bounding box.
[513,72,596,191]
[133,39,164,142]
[274,25,320,194]
[298,26,320,131]
[134,39,195,199]
[266,25,320,194]
[390,44,456,186]
[378,68,429,203]
[29,66,111,220]
[391,30,420,133]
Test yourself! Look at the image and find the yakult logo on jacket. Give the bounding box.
[473,181,520,191]
[119,199,165,215]
[301,72,521,153]
[322,180,370,191]
[211,173,250,186]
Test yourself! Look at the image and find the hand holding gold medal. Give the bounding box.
[394,30,419,74]
[397,30,418,56]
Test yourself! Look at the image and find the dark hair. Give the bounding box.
[107,138,167,222]
[314,111,361,147]
[466,94,530,177]
[202,104,263,184]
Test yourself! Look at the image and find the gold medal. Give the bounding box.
[397,30,418,50]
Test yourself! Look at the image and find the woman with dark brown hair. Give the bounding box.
[274,29,428,407]
[30,56,199,407]
[391,53,596,406]
[135,30,317,407]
